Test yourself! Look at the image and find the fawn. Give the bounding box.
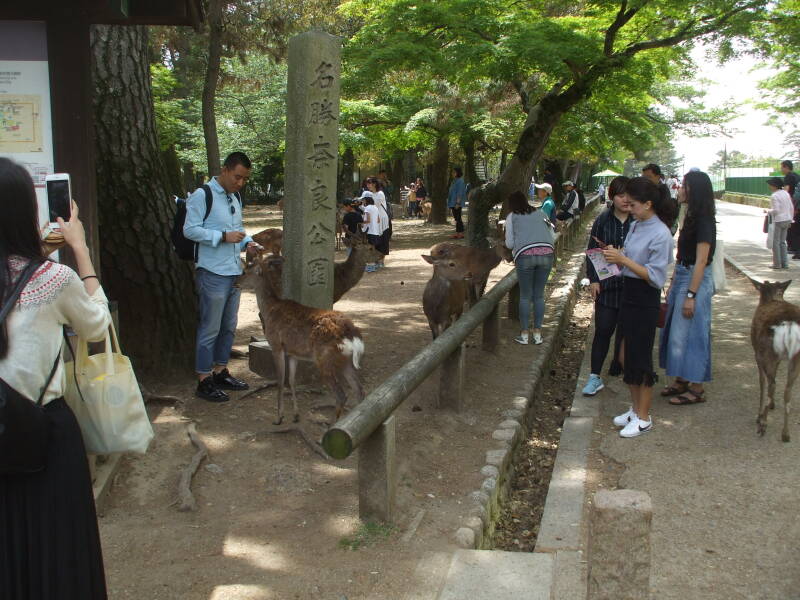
[421,254,473,339]
[251,228,283,256]
[334,234,384,302]
[751,279,800,442]
[243,251,365,425]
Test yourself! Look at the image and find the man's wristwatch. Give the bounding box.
[221,230,227,242]
[686,290,697,299]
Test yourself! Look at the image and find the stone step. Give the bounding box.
[437,550,553,600]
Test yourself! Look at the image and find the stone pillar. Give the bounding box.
[358,416,397,523]
[282,31,341,309]
[439,342,465,411]
[587,489,652,600]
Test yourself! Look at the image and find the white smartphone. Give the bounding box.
[46,173,71,229]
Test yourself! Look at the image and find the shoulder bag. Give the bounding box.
[64,321,154,455]
[0,260,59,474]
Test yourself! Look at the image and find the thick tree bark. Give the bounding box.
[91,25,198,372]
[202,0,224,176]
[462,137,479,188]
[429,133,449,224]
[338,146,355,199]
[162,144,186,198]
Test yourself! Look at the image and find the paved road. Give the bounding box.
[597,199,800,600]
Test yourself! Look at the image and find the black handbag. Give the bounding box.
[0,260,59,475]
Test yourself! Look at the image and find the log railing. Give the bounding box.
[322,194,601,522]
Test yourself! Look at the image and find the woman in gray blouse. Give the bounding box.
[602,177,675,438]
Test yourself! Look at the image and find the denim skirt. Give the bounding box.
[659,264,713,382]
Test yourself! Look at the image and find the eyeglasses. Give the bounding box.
[226,195,235,214]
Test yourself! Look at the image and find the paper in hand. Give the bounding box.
[586,248,620,281]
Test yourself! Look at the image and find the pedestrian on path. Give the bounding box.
[582,176,632,396]
[448,167,466,238]
[534,183,556,221]
[765,177,793,270]
[659,170,717,405]
[504,191,555,345]
[602,177,675,438]
[365,177,390,267]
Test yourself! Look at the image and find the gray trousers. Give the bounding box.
[772,220,791,268]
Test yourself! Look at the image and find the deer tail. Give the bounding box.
[339,337,365,370]
[771,322,800,359]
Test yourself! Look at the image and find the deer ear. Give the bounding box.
[421,254,434,264]
[780,280,793,292]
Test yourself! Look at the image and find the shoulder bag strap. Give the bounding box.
[0,260,41,324]
[0,259,61,406]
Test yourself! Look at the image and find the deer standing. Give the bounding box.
[427,242,503,304]
[243,252,365,425]
[421,254,473,339]
[751,279,800,442]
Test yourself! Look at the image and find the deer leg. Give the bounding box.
[288,355,300,423]
[756,360,776,436]
[272,347,286,426]
[782,357,800,442]
[331,377,349,421]
[343,361,364,406]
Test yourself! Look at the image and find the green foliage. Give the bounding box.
[757,0,800,116]
[708,149,782,171]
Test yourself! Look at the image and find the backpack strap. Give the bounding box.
[202,184,213,222]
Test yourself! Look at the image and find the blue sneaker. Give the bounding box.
[582,374,604,396]
[365,264,377,273]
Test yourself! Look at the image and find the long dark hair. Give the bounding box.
[625,176,675,229]
[0,158,45,358]
[508,190,534,214]
[366,176,383,191]
[682,170,715,233]
[607,176,630,204]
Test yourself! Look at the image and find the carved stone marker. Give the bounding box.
[282,31,341,309]
[588,489,652,600]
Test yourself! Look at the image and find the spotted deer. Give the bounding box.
[421,254,473,339]
[242,251,364,425]
[751,279,800,442]
[427,242,503,304]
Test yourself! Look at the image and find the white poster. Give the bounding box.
[0,22,54,228]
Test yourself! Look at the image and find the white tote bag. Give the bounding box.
[766,219,774,250]
[65,324,154,455]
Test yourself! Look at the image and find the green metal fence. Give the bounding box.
[724,176,776,197]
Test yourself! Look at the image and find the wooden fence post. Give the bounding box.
[482,304,499,352]
[439,342,466,411]
[507,283,519,321]
[358,416,397,523]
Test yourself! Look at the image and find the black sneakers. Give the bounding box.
[213,368,249,391]
[196,376,229,403]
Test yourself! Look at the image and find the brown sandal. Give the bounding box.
[660,381,689,397]
[669,389,706,405]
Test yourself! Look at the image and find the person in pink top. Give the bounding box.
[766,176,794,269]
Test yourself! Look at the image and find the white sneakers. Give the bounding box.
[532,332,543,345]
[514,332,543,345]
[613,408,636,427]
[613,408,653,438]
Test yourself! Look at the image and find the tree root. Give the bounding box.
[257,426,330,460]
[176,423,209,512]
[239,381,277,400]
[139,384,183,406]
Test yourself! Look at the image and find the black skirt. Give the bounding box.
[617,277,661,387]
[0,398,107,599]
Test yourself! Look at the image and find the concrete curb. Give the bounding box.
[724,254,761,284]
[93,453,123,514]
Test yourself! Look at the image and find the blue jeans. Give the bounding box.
[515,253,554,330]
[195,268,241,374]
[658,264,713,382]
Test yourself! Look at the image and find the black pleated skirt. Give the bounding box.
[0,398,107,599]
[617,277,661,387]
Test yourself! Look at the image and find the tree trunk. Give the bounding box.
[429,133,449,224]
[91,25,197,372]
[162,144,186,198]
[390,155,404,204]
[202,0,223,176]
[338,146,355,199]
[462,137,479,188]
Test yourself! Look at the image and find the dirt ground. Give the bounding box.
[99,206,587,600]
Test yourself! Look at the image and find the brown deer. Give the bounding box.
[421,201,432,221]
[251,228,283,256]
[334,234,384,302]
[421,254,473,339]
[243,251,365,425]
[427,242,503,304]
[751,279,800,442]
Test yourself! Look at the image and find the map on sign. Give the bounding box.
[0,94,43,153]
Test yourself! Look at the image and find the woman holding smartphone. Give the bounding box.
[0,158,111,598]
[602,177,675,438]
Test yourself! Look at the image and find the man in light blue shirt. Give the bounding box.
[184,152,258,402]
[447,166,466,239]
